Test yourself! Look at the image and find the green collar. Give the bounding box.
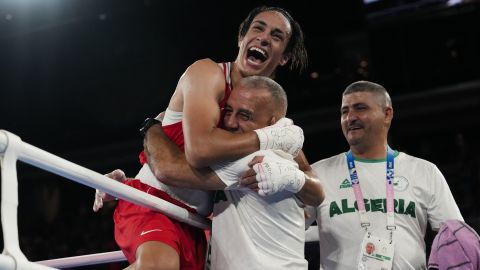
[351,150,400,163]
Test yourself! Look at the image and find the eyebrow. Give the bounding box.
[238,108,253,116]
[252,20,287,37]
[252,20,267,27]
[341,102,367,110]
[224,104,253,115]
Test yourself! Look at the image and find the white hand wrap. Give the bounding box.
[252,153,306,196]
[93,169,126,212]
[253,117,304,157]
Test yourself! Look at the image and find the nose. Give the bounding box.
[342,111,358,126]
[223,115,239,132]
[256,32,270,46]
[345,111,358,122]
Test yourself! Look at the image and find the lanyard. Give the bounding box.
[346,147,396,239]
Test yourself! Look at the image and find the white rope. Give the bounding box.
[33,226,320,268]
[1,131,28,268]
[0,129,210,270]
[0,130,210,230]
[0,129,319,269]
[0,255,55,270]
[0,255,15,270]
[35,251,125,268]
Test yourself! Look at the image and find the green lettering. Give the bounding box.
[371,199,383,212]
[330,201,343,217]
[354,199,370,212]
[342,199,355,213]
[398,199,405,214]
[364,199,370,212]
[404,201,416,218]
[329,198,416,218]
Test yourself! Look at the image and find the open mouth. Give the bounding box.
[247,46,268,64]
[348,125,362,131]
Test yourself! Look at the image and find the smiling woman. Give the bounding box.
[112,6,313,269]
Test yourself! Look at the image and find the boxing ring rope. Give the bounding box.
[34,251,126,269]
[0,130,211,269]
[0,129,320,269]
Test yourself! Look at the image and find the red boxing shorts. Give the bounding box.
[114,179,206,270]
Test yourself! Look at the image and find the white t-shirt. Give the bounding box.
[210,150,308,270]
[310,151,463,270]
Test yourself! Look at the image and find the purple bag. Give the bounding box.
[428,219,480,270]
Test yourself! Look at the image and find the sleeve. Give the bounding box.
[210,154,255,190]
[304,205,318,229]
[427,164,464,230]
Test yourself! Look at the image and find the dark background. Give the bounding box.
[1,0,479,269]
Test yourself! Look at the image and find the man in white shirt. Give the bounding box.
[97,75,323,269]
[147,75,323,270]
[306,80,463,270]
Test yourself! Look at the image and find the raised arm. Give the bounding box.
[145,125,307,195]
[179,60,303,168]
[180,60,259,168]
[144,123,226,190]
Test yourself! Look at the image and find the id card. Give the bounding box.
[358,233,394,270]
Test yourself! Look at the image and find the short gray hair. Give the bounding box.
[237,75,288,117]
[343,80,392,108]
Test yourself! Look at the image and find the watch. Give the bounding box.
[139,117,161,137]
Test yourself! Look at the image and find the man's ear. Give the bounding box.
[385,107,393,125]
[269,116,277,126]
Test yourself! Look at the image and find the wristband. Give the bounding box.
[139,118,161,137]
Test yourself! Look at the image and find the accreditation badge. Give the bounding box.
[358,233,394,270]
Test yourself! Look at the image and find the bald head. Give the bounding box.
[236,75,288,119]
[223,76,288,133]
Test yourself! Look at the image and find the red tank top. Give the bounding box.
[139,62,233,165]
[218,62,234,123]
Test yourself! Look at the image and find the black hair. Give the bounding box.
[238,6,308,73]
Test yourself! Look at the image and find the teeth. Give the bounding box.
[249,47,266,57]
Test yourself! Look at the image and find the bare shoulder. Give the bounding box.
[187,58,224,78]
[191,58,219,68]
[181,58,226,96]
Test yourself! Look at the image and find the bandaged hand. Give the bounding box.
[253,117,304,157]
[252,154,306,196]
[93,169,126,212]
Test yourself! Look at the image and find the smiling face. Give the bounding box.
[235,10,291,78]
[340,91,392,154]
[222,85,276,134]
[365,242,375,255]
